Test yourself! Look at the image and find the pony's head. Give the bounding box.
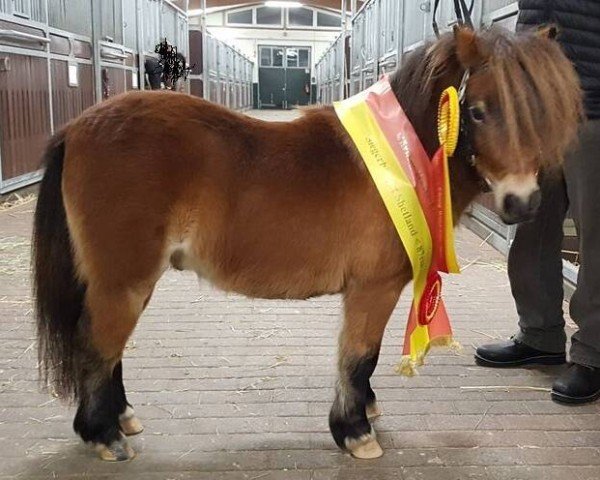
[449,26,582,223]
[400,26,583,224]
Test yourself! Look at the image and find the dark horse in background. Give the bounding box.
[33,27,581,461]
[146,38,189,91]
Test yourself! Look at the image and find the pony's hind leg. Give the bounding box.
[329,278,404,459]
[73,358,132,461]
[73,284,152,461]
[116,288,154,437]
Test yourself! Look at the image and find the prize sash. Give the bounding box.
[334,78,461,375]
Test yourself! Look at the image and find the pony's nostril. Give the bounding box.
[503,191,540,223]
[529,189,542,212]
[503,194,520,216]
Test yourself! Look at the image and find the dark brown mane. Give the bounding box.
[389,43,451,156]
[390,28,583,167]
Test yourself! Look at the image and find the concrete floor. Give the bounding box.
[1,109,599,480]
[248,109,305,121]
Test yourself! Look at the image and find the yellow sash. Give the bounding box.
[334,80,461,374]
[334,94,432,309]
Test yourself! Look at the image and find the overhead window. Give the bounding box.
[272,47,284,66]
[299,49,309,68]
[260,47,309,68]
[260,47,271,67]
[283,48,310,69]
[289,7,314,27]
[227,9,252,25]
[286,48,298,67]
[317,11,340,27]
[256,6,282,25]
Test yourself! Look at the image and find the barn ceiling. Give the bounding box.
[185,1,363,11]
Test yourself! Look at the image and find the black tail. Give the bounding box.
[33,131,86,401]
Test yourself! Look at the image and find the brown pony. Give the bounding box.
[33,27,581,461]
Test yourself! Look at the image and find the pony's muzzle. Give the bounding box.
[500,189,541,224]
[492,173,541,224]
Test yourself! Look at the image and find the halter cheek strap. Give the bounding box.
[457,69,470,101]
[454,69,493,193]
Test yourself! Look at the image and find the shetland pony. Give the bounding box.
[33,28,581,461]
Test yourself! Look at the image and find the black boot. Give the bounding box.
[552,363,600,404]
[475,339,566,368]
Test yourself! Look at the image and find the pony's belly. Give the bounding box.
[213,271,344,300]
[172,241,345,299]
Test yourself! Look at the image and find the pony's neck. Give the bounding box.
[390,47,482,224]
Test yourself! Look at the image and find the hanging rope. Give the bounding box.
[432,0,475,37]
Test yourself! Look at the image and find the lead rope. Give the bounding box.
[432,0,475,38]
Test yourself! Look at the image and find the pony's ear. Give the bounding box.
[537,24,559,40]
[454,26,487,68]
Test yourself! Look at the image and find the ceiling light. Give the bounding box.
[265,1,303,8]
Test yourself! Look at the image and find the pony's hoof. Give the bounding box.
[350,438,383,459]
[96,437,135,462]
[366,402,382,420]
[120,415,144,436]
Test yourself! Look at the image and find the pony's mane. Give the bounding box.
[391,28,583,167]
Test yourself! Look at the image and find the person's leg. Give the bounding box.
[563,119,600,368]
[475,172,568,367]
[510,172,569,353]
[551,120,600,404]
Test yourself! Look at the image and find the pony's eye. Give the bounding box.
[469,105,486,123]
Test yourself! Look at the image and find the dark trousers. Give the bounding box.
[510,119,600,367]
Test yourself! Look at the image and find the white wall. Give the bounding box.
[189,10,341,83]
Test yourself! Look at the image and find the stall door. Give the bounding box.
[258,46,310,109]
[378,0,402,75]
[350,13,365,95]
[258,46,285,108]
[284,48,310,107]
[361,1,378,89]
[0,53,51,188]
[403,0,432,53]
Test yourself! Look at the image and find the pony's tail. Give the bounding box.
[33,130,86,402]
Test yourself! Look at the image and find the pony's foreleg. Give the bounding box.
[115,361,144,436]
[73,284,150,461]
[329,277,404,459]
